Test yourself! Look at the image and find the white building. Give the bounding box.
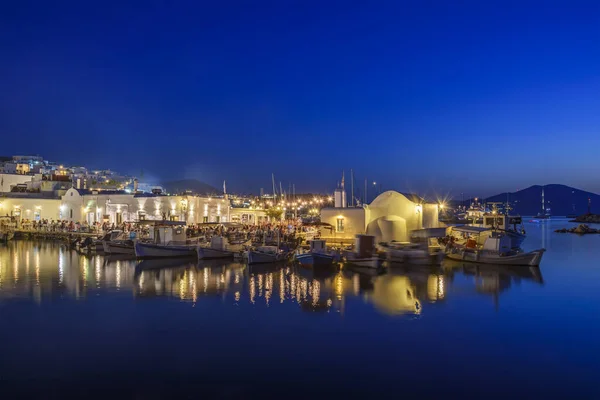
[60,188,236,225]
[0,174,34,192]
[0,194,62,221]
[320,190,439,243]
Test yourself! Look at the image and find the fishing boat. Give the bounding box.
[343,235,384,269]
[247,246,290,264]
[197,236,236,260]
[103,239,135,255]
[95,230,128,252]
[295,239,340,267]
[382,228,446,265]
[477,211,526,248]
[439,228,545,266]
[134,221,197,259]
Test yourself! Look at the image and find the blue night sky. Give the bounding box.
[1,0,600,197]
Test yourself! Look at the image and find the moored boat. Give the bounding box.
[343,235,384,269]
[247,246,290,264]
[295,239,339,267]
[197,236,236,260]
[383,228,446,265]
[135,242,197,259]
[103,240,135,255]
[439,231,545,266]
[134,221,197,259]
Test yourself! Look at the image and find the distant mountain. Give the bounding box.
[480,185,599,216]
[161,179,219,195]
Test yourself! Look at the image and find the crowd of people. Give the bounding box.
[13,219,135,234]
[8,217,322,244]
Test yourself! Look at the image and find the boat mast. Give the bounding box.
[351,169,354,207]
[542,186,545,214]
[364,178,367,204]
[279,182,283,204]
[272,173,277,203]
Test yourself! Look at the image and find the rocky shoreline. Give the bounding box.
[568,214,600,223]
[555,224,600,234]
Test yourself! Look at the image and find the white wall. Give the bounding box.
[320,207,366,239]
[0,197,62,221]
[60,189,232,224]
[0,174,32,192]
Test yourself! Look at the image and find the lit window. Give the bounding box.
[336,218,344,233]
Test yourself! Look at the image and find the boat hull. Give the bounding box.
[135,242,197,259]
[296,252,336,267]
[503,230,526,248]
[387,249,445,265]
[248,251,287,265]
[344,256,383,269]
[197,246,234,260]
[103,241,135,255]
[445,248,545,266]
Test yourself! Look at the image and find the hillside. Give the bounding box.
[482,184,599,216]
[161,179,219,196]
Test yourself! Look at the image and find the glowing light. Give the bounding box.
[415,204,423,214]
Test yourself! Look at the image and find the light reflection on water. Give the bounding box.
[2,220,600,397]
[0,239,545,316]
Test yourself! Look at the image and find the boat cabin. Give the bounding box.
[355,234,376,258]
[141,221,187,245]
[309,239,327,252]
[481,214,523,231]
[482,235,512,253]
[210,235,229,250]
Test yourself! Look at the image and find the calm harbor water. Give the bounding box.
[1,220,599,398]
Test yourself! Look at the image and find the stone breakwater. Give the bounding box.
[569,214,600,224]
[555,224,600,234]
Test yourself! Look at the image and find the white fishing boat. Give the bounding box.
[343,235,383,269]
[439,228,545,266]
[197,236,236,260]
[134,221,196,259]
[383,228,446,265]
[247,246,289,264]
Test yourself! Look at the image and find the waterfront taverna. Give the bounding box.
[0,188,268,226]
[320,188,440,243]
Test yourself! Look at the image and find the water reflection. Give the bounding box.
[0,241,544,316]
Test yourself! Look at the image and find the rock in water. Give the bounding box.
[556,224,600,234]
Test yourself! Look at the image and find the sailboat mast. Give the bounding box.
[351,169,354,207]
[272,174,277,202]
[279,182,284,206]
[364,178,367,204]
[542,186,545,213]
